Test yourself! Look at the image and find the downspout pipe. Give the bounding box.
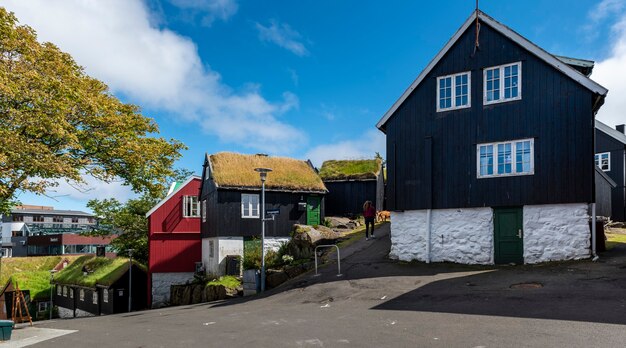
[591,203,599,262]
[426,209,432,263]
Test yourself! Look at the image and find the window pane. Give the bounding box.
[515,141,532,173]
[479,145,494,176]
[485,68,500,102]
[498,143,512,174]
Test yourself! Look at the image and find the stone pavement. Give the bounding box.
[1,323,75,348]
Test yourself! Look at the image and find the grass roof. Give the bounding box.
[1,256,79,301]
[209,152,327,192]
[319,158,382,181]
[53,255,145,288]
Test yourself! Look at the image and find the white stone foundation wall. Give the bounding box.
[523,203,590,263]
[151,272,195,308]
[389,208,494,264]
[57,307,95,318]
[202,237,243,276]
[264,237,291,253]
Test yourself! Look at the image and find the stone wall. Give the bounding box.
[151,272,195,308]
[523,203,590,263]
[57,307,94,319]
[264,237,291,253]
[389,210,428,261]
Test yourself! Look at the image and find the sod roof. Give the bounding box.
[208,152,327,192]
[1,256,79,300]
[319,158,382,181]
[53,255,145,288]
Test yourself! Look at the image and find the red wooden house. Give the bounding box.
[146,176,202,308]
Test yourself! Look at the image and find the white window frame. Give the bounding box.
[182,196,200,218]
[103,290,109,303]
[436,71,471,112]
[201,200,207,223]
[476,138,535,178]
[79,289,85,301]
[241,193,260,219]
[57,285,61,296]
[483,62,522,105]
[38,302,48,312]
[93,292,98,304]
[595,152,610,172]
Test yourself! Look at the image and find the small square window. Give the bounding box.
[484,62,521,105]
[437,71,471,112]
[103,290,109,303]
[93,292,98,304]
[241,194,260,218]
[79,289,85,301]
[595,152,610,171]
[183,196,200,217]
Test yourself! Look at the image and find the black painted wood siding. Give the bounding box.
[596,129,626,221]
[324,180,377,216]
[385,21,595,211]
[201,186,325,238]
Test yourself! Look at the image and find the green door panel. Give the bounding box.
[306,196,321,226]
[494,207,523,264]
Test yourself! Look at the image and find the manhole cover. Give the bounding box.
[510,282,543,289]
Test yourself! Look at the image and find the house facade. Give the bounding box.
[200,152,327,275]
[320,159,385,217]
[595,120,626,222]
[377,11,607,265]
[146,176,202,308]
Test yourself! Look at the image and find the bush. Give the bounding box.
[322,218,333,228]
[243,240,280,270]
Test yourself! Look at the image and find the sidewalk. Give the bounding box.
[1,323,76,347]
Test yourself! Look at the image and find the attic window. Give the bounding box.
[436,71,471,112]
[183,196,200,218]
[595,152,610,171]
[484,62,521,105]
[241,194,260,218]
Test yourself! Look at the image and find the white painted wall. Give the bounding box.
[523,203,590,263]
[389,210,428,262]
[151,272,195,308]
[202,237,243,276]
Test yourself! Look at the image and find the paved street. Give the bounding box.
[20,223,626,347]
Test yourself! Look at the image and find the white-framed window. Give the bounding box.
[241,194,260,218]
[484,62,521,105]
[93,292,98,304]
[477,139,534,178]
[57,285,61,296]
[79,289,85,301]
[183,196,200,217]
[38,302,48,312]
[595,152,610,171]
[437,71,471,112]
[201,200,207,223]
[69,288,73,298]
[103,290,109,303]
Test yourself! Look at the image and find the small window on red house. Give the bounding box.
[183,196,200,217]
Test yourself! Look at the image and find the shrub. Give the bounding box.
[243,240,280,270]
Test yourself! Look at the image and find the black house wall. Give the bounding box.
[596,129,626,221]
[385,21,595,211]
[324,181,377,216]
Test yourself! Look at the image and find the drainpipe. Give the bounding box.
[426,209,432,263]
[591,203,599,261]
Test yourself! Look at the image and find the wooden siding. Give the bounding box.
[202,188,325,239]
[385,20,595,211]
[596,129,626,221]
[149,234,201,273]
[324,180,377,216]
[148,178,201,234]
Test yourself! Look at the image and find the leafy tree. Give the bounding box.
[0,8,186,213]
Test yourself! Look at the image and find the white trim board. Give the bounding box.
[376,10,608,131]
[145,176,202,217]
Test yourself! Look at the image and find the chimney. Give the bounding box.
[617,124,625,134]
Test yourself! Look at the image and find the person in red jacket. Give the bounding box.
[363,200,376,240]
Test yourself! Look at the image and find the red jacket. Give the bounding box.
[364,205,376,218]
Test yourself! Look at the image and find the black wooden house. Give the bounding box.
[595,120,626,221]
[376,10,608,265]
[319,159,384,216]
[53,256,147,318]
[200,152,327,275]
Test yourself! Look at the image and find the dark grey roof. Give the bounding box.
[11,209,94,217]
[595,166,617,188]
[596,120,626,145]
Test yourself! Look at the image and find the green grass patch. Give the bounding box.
[605,233,626,250]
[207,276,241,289]
[319,159,382,181]
[54,255,145,287]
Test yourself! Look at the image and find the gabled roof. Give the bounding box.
[145,175,201,217]
[207,152,327,193]
[596,120,626,145]
[53,255,145,288]
[376,10,608,131]
[319,159,383,181]
[595,166,617,188]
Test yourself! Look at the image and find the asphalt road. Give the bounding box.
[27,223,626,347]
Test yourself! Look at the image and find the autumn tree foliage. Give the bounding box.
[0,8,186,212]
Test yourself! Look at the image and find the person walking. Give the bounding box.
[363,200,376,240]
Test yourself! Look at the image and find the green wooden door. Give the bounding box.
[306,196,321,226]
[494,207,523,264]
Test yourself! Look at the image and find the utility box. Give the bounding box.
[242,269,260,296]
[0,320,13,341]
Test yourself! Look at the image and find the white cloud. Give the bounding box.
[592,3,626,128]
[169,0,238,26]
[305,130,386,168]
[0,0,306,153]
[47,177,136,202]
[590,0,625,22]
[255,20,309,56]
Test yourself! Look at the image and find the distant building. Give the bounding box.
[1,205,112,257]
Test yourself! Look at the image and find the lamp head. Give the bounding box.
[254,168,272,182]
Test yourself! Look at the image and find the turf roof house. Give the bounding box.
[377,10,608,265]
[595,120,626,222]
[53,255,147,318]
[200,152,327,275]
[319,159,384,216]
[146,176,202,308]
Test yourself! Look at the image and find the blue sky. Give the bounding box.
[2,0,626,212]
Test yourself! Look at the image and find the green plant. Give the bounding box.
[243,241,280,270]
[322,218,333,228]
[207,276,241,289]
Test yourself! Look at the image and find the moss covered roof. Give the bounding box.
[319,158,382,181]
[209,152,327,192]
[0,256,78,300]
[53,255,145,288]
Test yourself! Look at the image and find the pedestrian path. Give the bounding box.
[1,324,76,347]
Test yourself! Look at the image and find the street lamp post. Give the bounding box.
[127,249,133,312]
[254,167,272,292]
[49,270,57,320]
